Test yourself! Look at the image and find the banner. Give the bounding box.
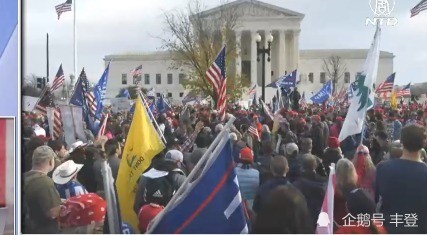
[71,106,88,143]
[22,96,39,112]
[60,105,77,147]
[311,80,333,104]
[110,98,131,113]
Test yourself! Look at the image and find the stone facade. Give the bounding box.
[103,0,394,104]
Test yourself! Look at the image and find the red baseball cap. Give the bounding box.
[240,147,254,164]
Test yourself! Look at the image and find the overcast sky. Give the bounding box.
[24,0,427,85]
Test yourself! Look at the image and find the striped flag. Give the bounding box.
[247,84,256,96]
[396,83,411,97]
[248,123,260,142]
[51,64,65,92]
[47,107,62,140]
[97,113,109,138]
[375,72,395,94]
[55,0,72,20]
[130,65,142,77]
[34,86,55,115]
[206,46,227,120]
[85,91,97,117]
[411,0,427,17]
[316,164,336,234]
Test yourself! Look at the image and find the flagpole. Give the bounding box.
[138,90,167,144]
[147,117,236,233]
[73,0,77,85]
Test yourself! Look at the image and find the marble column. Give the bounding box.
[293,30,301,70]
[250,30,258,86]
[278,29,286,77]
[235,30,242,78]
[264,30,272,84]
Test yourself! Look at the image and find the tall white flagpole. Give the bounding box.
[73,0,77,86]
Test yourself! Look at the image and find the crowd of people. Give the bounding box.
[21,99,427,234]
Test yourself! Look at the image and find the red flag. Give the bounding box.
[316,163,336,234]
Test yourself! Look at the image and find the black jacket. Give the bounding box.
[310,123,324,157]
[293,171,327,230]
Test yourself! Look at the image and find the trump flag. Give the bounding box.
[148,133,248,234]
[311,80,333,104]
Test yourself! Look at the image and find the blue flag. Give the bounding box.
[93,62,110,119]
[310,80,333,104]
[120,89,131,99]
[267,70,297,88]
[69,68,96,134]
[156,94,170,113]
[148,135,248,234]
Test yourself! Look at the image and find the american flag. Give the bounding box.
[411,0,427,17]
[248,122,260,142]
[97,113,109,138]
[85,91,97,117]
[130,65,142,77]
[79,69,97,117]
[396,83,411,97]
[206,46,227,120]
[375,73,395,94]
[247,84,256,96]
[55,0,72,20]
[47,107,62,140]
[34,87,62,139]
[50,64,65,92]
[35,86,55,115]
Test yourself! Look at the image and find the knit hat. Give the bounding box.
[239,147,254,164]
[328,137,340,149]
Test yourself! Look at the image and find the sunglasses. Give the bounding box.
[357,152,369,156]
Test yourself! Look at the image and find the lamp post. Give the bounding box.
[256,32,274,102]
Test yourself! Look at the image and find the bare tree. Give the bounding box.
[159,0,250,104]
[322,56,347,95]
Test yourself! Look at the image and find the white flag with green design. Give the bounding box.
[338,25,381,142]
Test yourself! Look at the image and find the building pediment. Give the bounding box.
[199,0,304,19]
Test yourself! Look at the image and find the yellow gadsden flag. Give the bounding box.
[116,99,165,231]
[390,90,397,110]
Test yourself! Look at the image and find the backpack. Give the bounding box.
[143,172,176,206]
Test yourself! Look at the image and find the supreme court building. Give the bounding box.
[104,0,394,103]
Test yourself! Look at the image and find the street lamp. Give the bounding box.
[256,32,273,102]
